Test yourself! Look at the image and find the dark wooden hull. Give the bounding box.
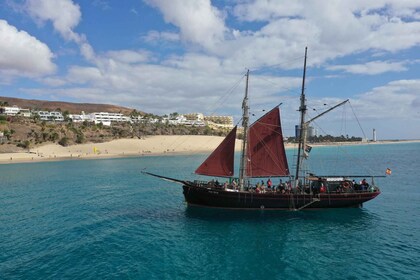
[182,185,380,210]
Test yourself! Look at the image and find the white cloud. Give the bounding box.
[139,0,420,75]
[233,0,303,21]
[327,60,408,75]
[0,19,55,80]
[33,51,301,118]
[229,0,420,67]
[347,79,420,139]
[280,79,420,139]
[105,50,153,64]
[143,30,180,43]
[145,0,227,52]
[67,66,103,86]
[26,0,82,42]
[163,53,222,71]
[130,8,138,15]
[353,79,420,120]
[6,0,420,138]
[25,0,97,62]
[41,76,67,87]
[93,0,111,11]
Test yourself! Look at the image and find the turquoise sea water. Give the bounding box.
[1,143,419,279]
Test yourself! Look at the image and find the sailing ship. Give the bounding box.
[145,48,382,210]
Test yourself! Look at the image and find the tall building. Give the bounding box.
[295,125,316,138]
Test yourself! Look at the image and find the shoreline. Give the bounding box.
[0,136,242,165]
[0,136,419,165]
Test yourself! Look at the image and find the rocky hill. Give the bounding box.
[0,96,136,115]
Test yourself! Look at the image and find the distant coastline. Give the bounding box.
[0,136,419,164]
[305,139,420,147]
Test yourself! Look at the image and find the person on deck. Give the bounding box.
[232,179,238,189]
[361,179,369,191]
[286,181,292,193]
[312,179,321,196]
[260,181,265,193]
[255,182,261,193]
[353,180,362,191]
[267,178,272,191]
[336,183,343,193]
[277,179,283,192]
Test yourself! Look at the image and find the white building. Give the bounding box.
[37,111,64,121]
[68,114,85,123]
[89,112,111,126]
[18,108,31,117]
[89,112,132,126]
[163,115,187,125]
[184,113,204,122]
[1,106,20,116]
[131,116,145,123]
[50,111,64,121]
[205,115,234,129]
[0,106,31,117]
[37,111,50,120]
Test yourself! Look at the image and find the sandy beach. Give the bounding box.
[0,136,418,164]
[0,135,245,164]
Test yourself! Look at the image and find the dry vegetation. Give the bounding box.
[0,115,231,153]
[0,96,232,153]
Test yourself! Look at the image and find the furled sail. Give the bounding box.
[246,107,289,177]
[195,126,237,177]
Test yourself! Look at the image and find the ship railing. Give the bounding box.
[193,180,212,188]
[193,180,229,189]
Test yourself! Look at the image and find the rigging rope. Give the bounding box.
[305,102,377,176]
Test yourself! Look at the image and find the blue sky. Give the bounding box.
[0,0,419,139]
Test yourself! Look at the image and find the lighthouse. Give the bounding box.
[373,128,377,142]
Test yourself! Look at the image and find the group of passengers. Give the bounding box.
[312,178,372,195]
[352,179,370,191]
[211,177,373,194]
[251,178,294,193]
[212,178,292,193]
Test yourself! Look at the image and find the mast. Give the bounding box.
[294,47,348,183]
[295,47,308,182]
[239,70,250,190]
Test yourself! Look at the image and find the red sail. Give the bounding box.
[246,107,289,177]
[195,126,237,177]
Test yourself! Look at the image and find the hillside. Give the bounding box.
[0,96,137,115]
[0,115,231,153]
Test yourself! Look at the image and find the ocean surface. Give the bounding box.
[1,142,419,279]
